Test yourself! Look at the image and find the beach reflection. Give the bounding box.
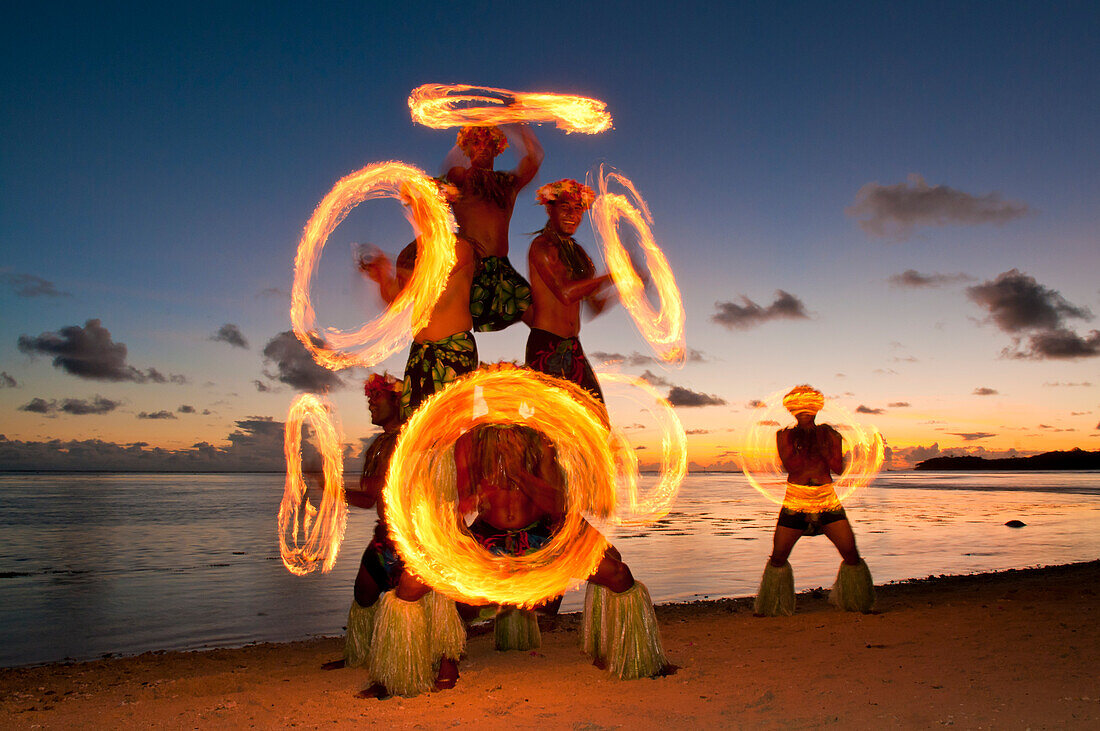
[0,471,1097,666]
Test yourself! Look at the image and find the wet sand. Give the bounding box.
[3,561,1097,729]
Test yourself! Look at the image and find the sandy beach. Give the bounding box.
[2,560,1097,729]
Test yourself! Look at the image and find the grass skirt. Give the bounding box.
[754,560,795,616]
[494,607,541,651]
[829,559,876,613]
[343,600,378,668]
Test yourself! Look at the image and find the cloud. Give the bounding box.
[17,395,120,415]
[972,387,998,396]
[666,386,727,407]
[211,323,249,349]
[638,370,672,388]
[1044,381,1092,387]
[0,269,71,298]
[888,401,910,407]
[712,291,810,330]
[746,399,766,409]
[949,432,997,441]
[177,404,196,414]
[589,349,706,367]
[885,441,1034,469]
[759,419,780,426]
[846,173,1030,240]
[257,287,289,299]
[0,371,17,388]
[888,269,973,288]
[967,270,1098,360]
[685,429,710,435]
[261,331,344,393]
[253,379,275,393]
[138,410,177,420]
[17,319,187,383]
[856,405,884,414]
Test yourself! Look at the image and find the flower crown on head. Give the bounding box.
[535,179,595,209]
[365,372,402,398]
[782,385,824,416]
[431,176,461,203]
[457,126,508,157]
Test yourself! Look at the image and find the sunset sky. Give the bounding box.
[2,2,1097,471]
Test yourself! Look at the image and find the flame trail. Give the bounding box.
[291,162,456,370]
[385,365,616,608]
[600,372,687,525]
[408,84,612,134]
[279,394,348,575]
[590,165,686,365]
[740,390,885,511]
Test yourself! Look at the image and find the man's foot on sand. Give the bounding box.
[355,683,391,700]
[320,658,345,671]
[434,657,459,691]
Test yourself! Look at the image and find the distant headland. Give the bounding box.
[916,448,1100,471]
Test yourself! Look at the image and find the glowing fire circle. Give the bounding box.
[384,366,616,608]
[408,83,612,134]
[599,372,687,525]
[740,390,885,511]
[590,165,686,366]
[278,393,348,576]
[291,162,457,370]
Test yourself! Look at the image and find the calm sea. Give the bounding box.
[1,471,1098,667]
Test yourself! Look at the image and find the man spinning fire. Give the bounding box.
[526,179,615,408]
[444,124,543,332]
[754,385,875,616]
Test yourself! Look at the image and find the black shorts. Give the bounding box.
[777,506,848,536]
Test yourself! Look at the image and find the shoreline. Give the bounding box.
[3,560,1097,728]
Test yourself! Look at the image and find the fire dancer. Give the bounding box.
[361,234,478,418]
[454,422,673,679]
[321,373,404,673]
[754,385,875,616]
[526,179,614,408]
[444,124,543,331]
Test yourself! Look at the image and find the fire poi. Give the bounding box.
[291,162,457,370]
[409,83,612,134]
[278,393,348,575]
[590,165,687,366]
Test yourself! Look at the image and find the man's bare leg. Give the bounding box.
[821,519,861,565]
[769,525,804,566]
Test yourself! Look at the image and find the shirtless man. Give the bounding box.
[363,233,477,418]
[526,179,614,406]
[445,124,543,331]
[454,422,673,679]
[323,373,404,672]
[753,385,875,615]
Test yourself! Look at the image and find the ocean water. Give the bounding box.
[1,470,1098,667]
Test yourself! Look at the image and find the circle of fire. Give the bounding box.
[589,165,686,365]
[291,161,457,370]
[408,83,613,134]
[384,365,616,608]
[279,394,348,575]
[739,390,885,511]
[599,371,687,525]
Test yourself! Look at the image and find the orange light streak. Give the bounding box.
[385,365,616,608]
[740,390,885,511]
[278,394,348,575]
[599,371,687,524]
[291,162,456,369]
[590,165,686,365]
[408,84,612,134]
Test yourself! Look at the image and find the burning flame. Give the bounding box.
[291,162,457,370]
[278,394,348,575]
[739,390,885,511]
[590,165,686,365]
[408,84,612,134]
[385,365,616,608]
[600,371,687,525]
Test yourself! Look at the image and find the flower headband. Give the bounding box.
[535,179,595,209]
[782,385,824,416]
[365,373,403,398]
[457,126,508,157]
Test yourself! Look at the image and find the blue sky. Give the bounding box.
[2,2,1098,470]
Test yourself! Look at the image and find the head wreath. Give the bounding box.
[365,372,403,399]
[783,385,824,416]
[535,179,595,210]
[457,126,508,158]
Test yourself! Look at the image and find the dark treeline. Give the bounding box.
[916,448,1100,471]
